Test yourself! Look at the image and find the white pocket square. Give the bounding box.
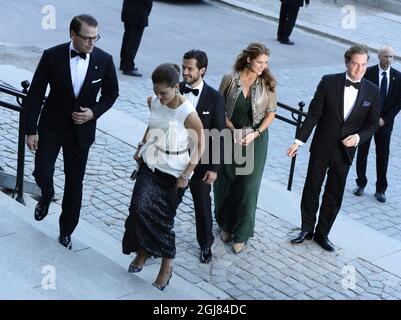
[202,111,210,115]
[91,79,101,84]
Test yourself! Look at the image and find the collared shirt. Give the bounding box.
[69,42,90,98]
[183,80,204,108]
[343,73,360,121]
[378,65,390,95]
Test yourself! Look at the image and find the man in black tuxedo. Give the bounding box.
[25,14,119,249]
[287,44,380,251]
[180,50,225,263]
[120,0,153,77]
[353,46,401,203]
[277,0,309,45]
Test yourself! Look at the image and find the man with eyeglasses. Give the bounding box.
[25,14,119,250]
[120,0,153,77]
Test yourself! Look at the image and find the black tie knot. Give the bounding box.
[71,50,87,60]
[345,79,361,90]
[180,86,199,96]
[345,79,360,90]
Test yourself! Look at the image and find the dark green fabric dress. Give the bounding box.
[214,92,268,243]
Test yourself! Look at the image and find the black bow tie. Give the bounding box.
[71,50,87,60]
[345,79,360,90]
[180,86,199,96]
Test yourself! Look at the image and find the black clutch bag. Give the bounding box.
[130,164,140,181]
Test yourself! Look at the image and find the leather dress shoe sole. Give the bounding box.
[314,235,335,252]
[290,231,313,244]
[280,40,295,45]
[375,192,386,203]
[34,204,49,221]
[200,248,212,264]
[34,195,54,221]
[353,186,364,196]
[123,70,142,77]
[58,236,72,250]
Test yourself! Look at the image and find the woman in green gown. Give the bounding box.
[214,43,277,254]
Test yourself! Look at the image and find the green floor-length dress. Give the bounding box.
[214,91,268,243]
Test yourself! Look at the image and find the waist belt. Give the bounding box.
[155,145,188,155]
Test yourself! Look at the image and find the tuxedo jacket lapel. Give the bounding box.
[197,82,210,112]
[336,73,345,122]
[57,43,75,100]
[77,49,97,101]
[346,78,367,122]
[387,68,396,103]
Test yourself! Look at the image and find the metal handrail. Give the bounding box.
[276,101,307,191]
[0,80,30,203]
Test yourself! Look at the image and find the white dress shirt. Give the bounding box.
[343,73,359,121]
[183,80,204,108]
[379,65,390,94]
[69,42,90,98]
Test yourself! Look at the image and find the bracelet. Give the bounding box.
[255,128,261,136]
[180,173,191,181]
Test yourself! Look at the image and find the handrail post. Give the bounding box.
[287,101,305,191]
[14,81,30,204]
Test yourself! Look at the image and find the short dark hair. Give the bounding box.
[70,14,98,35]
[152,63,180,87]
[183,49,208,74]
[344,44,369,63]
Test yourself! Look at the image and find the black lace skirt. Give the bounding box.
[122,164,186,259]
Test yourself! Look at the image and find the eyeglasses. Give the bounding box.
[77,33,101,43]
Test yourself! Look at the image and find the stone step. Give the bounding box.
[0,191,218,299]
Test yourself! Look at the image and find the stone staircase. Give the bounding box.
[0,191,217,300]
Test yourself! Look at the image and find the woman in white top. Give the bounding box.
[122,63,204,290]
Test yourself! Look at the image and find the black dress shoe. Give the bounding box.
[120,67,138,71]
[34,194,54,221]
[375,192,386,203]
[353,186,364,196]
[313,234,335,252]
[123,70,142,77]
[200,247,212,264]
[280,39,295,45]
[58,235,72,250]
[290,231,314,244]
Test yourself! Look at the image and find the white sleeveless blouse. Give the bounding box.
[139,95,196,178]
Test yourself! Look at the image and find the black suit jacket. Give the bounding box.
[280,0,309,6]
[180,81,225,176]
[297,72,380,164]
[121,0,153,27]
[364,65,401,131]
[25,43,119,148]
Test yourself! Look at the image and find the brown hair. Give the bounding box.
[234,42,276,92]
[344,44,369,63]
[151,63,180,87]
[70,14,98,35]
